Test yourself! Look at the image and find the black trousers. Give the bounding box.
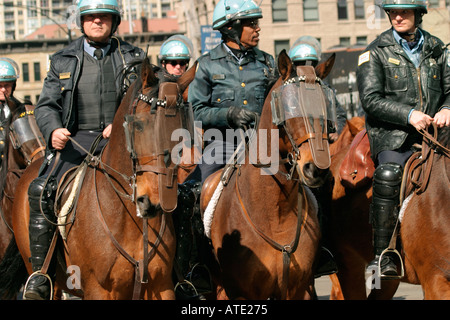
[40,130,108,183]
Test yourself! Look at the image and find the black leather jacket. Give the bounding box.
[35,36,144,147]
[357,28,450,159]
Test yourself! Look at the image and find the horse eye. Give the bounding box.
[134,121,144,132]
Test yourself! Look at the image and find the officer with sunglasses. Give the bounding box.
[173,0,278,295]
[159,35,193,76]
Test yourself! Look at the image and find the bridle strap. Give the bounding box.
[235,173,309,299]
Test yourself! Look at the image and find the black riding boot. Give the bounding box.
[311,182,338,278]
[23,176,57,300]
[174,179,213,299]
[367,163,402,279]
[174,179,202,277]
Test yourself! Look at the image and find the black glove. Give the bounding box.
[227,106,258,129]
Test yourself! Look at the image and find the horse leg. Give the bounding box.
[420,274,450,300]
[367,279,400,300]
[329,274,344,300]
[335,252,369,299]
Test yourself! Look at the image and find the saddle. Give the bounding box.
[339,129,375,189]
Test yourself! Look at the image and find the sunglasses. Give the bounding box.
[167,60,187,67]
[242,19,260,29]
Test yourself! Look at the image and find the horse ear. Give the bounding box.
[178,60,197,94]
[141,57,158,88]
[277,49,293,81]
[315,53,335,79]
[5,96,18,113]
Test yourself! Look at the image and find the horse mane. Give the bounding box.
[118,58,181,98]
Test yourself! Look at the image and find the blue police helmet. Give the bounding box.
[212,0,263,30]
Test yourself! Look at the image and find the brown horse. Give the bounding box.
[1,58,195,299]
[327,116,401,299]
[201,50,334,299]
[0,103,45,261]
[328,119,450,300]
[400,125,450,299]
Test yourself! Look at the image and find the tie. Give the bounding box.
[0,105,5,123]
[94,48,103,60]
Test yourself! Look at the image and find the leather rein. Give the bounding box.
[47,85,174,300]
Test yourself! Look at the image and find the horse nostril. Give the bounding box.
[136,195,158,218]
[302,162,329,188]
[303,162,319,178]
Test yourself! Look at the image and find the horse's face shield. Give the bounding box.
[270,68,332,169]
[124,112,157,159]
[123,88,195,162]
[9,112,46,163]
[271,81,336,130]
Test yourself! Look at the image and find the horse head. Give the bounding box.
[8,105,46,167]
[262,50,333,187]
[119,57,195,218]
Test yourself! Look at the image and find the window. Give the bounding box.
[22,63,29,82]
[338,0,348,20]
[272,0,288,22]
[356,36,367,45]
[428,0,439,8]
[34,62,41,81]
[274,40,290,60]
[354,0,365,19]
[303,0,319,21]
[339,37,351,47]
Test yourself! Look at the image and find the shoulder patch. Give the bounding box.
[358,51,370,66]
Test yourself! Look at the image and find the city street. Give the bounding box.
[315,276,424,300]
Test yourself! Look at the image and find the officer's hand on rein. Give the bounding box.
[409,110,433,131]
[227,106,258,129]
[51,128,71,150]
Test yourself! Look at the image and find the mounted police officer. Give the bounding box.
[159,35,193,76]
[175,0,278,289]
[0,58,21,169]
[357,0,450,279]
[23,0,145,300]
[189,0,277,182]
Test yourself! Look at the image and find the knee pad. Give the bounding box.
[373,163,402,200]
[28,176,57,216]
[371,163,402,227]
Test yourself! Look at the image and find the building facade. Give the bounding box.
[1,0,449,108]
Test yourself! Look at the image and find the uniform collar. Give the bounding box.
[83,38,111,59]
[392,28,424,52]
[210,42,265,63]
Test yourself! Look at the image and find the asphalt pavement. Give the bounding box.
[315,275,424,300]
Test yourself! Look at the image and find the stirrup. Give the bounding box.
[378,248,404,280]
[23,270,54,300]
[174,279,203,300]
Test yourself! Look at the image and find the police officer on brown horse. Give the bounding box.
[357,0,450,279]
[23,0,144,300]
